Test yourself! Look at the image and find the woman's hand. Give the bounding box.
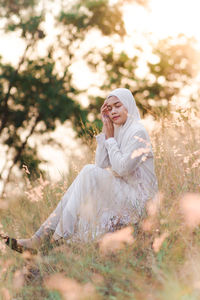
[100,100,109,121]
[103,116,114,139]
[100,100,114,139]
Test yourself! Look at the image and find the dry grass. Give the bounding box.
[1,112,200,300]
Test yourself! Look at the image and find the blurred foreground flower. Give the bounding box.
[22,250,35,261]
[182,248,200,291]
[1,288,11,300]
[131,147,150,160]
[0,259,13,275]
[99,226,134,255]
[91,273,104,284]
[180,193,200,229]
[13,270,25,291]
[44,273,96,300]
[152,232,169,253]
[142,192,163,232]
[146,192,163,217]
[0,199,9,210]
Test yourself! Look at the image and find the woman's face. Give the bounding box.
[106,96,128,125]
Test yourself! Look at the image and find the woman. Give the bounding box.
[2,88,158,253]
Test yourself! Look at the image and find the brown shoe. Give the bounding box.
[0,234,38,255]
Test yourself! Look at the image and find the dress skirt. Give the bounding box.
[35,164,144,242]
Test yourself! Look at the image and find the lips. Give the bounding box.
[112,116,120,120]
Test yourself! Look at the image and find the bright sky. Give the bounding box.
[124,0,200,43]
[70,0,200,92]
[1,0,200,63]
[1,0,200,87]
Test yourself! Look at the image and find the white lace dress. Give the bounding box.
[35,125,158,241]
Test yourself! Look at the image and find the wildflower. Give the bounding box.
[22,250,34,261]
[44,273,96,300]
[91,273,104,284]
[0,199,8,210]
[22,164,30,175]
[152,232,169,253]
[99,226,134,255]
[1,288,11,300]
[131,147,150,160]
[191,159,200,169]
[0,259,13,274]
[13,270,24,291]
[0,240,6,254]
[183,156,190,164]
[141,219,154,232]
[146,192,163,217]
[134,135,151,147]
[142,192,163,232]
[180,193,200,229]
[193,150,200,156]
[25,175,49,202]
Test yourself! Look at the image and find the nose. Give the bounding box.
[111,107,117,115]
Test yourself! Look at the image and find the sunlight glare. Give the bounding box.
[123,0,200,45]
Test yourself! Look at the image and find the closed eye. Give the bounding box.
[107,102,122,110]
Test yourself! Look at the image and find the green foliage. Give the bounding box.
[59,0,126,37]
[0,0,128,190]
[87,35,200,121]
[0,55,87,178]
[0,0,37,17]
[7,15,45,39]
[47,291,62,300]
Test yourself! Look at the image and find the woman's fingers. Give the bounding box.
[103,116,114,139]
[103,116,111,124]
[101,101,108,113]
[101,106,108,115]
[102,100,114,138]
[105,116,112,124]
[101,103,109,121]
[101,101,107,109]
[104,118,113,130]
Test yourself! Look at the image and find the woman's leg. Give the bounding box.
[18,164,113,248]
[52,164,114,240]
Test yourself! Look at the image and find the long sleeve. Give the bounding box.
[95,133,111,168]
[104,130,151,177]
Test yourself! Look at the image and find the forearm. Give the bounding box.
[104,132,150,176]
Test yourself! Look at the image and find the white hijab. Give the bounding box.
[107,88,142,146]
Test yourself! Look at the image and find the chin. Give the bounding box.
[113,120,123,125]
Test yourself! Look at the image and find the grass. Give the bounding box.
[1,112,200,300]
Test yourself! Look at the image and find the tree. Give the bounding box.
[86,35,200,123]
[1,0,136,194]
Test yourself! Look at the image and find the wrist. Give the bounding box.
[105,134,114,139]
[105,137,116,146]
